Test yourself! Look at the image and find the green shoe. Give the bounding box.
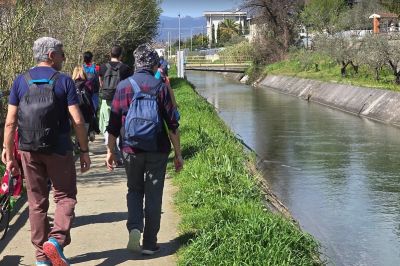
[127,229,141,252]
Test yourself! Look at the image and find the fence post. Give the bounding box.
[177,51,185,78]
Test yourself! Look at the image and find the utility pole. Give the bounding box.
[190,28,193,51]
[202,26,204,47]
[178,13,181,52]
[168,32,172,59]
[167,31,170,59]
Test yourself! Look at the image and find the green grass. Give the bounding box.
[169,77,321,265]
[263,52,400,91]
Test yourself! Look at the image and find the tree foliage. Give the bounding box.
[218,41,254,59]
[379,0,400,14]
[385,38,400,83]
[218,19,240,44]
[0,0,160,91]
[241,0,305,63]
[315,32,400,83]
[337,0,386,31]
[301,0,347,33]
[358,35,389,80]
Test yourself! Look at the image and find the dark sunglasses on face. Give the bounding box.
[50,50,65,58]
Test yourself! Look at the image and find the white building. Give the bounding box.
[204,10,247,46]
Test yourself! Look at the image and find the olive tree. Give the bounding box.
[387,38,400,84]
[315,34,361,77]
[359,35,389,81]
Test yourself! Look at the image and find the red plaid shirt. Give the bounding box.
[107,69,179,153]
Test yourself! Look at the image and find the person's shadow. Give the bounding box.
[70,238,180,265]
[0,255,24,266]
[73,212,127,228]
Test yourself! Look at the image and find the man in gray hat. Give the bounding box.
[105,43,183,255]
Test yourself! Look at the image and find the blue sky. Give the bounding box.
[160,0,241,17]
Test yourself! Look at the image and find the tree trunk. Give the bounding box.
[388,60,400,84]
[341,61,349,77]
[395,72,400,85]
[375,67,380,80]
[350,61,358,74]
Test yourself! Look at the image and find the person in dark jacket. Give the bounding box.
[72,66,99,141]
[105,43,183,255]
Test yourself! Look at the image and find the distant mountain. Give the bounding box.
[157,15,207,43]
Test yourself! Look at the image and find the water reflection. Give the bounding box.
[187,71,400,266]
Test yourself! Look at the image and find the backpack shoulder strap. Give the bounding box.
[115,62,122,70]
[23,71,60,89]
[128,78,141,95]
[83,64,95,73]
[48,72,60,89]
[23,71,36,88]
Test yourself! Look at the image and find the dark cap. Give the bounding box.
[134,43,160,69]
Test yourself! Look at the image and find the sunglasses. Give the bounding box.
[52,50,65,58]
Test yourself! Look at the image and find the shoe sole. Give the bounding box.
[127,229,141,252]
[142,248,160,255]
[43,242,69,266]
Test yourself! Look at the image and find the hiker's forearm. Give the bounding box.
[168,129,181,157]
[68,105,89,151]
[4,105,18,160]
[107,133,117,153]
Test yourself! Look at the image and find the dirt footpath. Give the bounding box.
[0,137,180,266]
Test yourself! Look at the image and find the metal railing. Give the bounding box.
[185,55,252,67]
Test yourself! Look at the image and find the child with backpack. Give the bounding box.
[72,66,99,141]
[82,51,100,113]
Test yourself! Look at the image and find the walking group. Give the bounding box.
[1,36,183,266]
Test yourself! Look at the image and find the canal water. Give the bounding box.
[186,71,400,266]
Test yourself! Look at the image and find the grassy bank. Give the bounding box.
[256,51,400,91]
[170,77,321,265]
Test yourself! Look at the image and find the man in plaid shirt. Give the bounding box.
[105,44,183,255]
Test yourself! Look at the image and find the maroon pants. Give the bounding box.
[20,151,77,261]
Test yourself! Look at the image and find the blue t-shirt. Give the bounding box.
[9,66,79,154]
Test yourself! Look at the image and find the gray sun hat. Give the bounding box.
[134,43,160,69]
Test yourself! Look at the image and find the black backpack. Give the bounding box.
[101,62,122,101]
[75,80,94,123]
[18,71,60,153]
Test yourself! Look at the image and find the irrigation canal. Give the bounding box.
[186,71,400,266]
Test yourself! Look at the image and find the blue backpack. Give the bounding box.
[124,78,162,151]
[83,64,100,93]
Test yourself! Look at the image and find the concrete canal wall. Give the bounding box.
[257,75,400,127]
[218,72,248,83]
